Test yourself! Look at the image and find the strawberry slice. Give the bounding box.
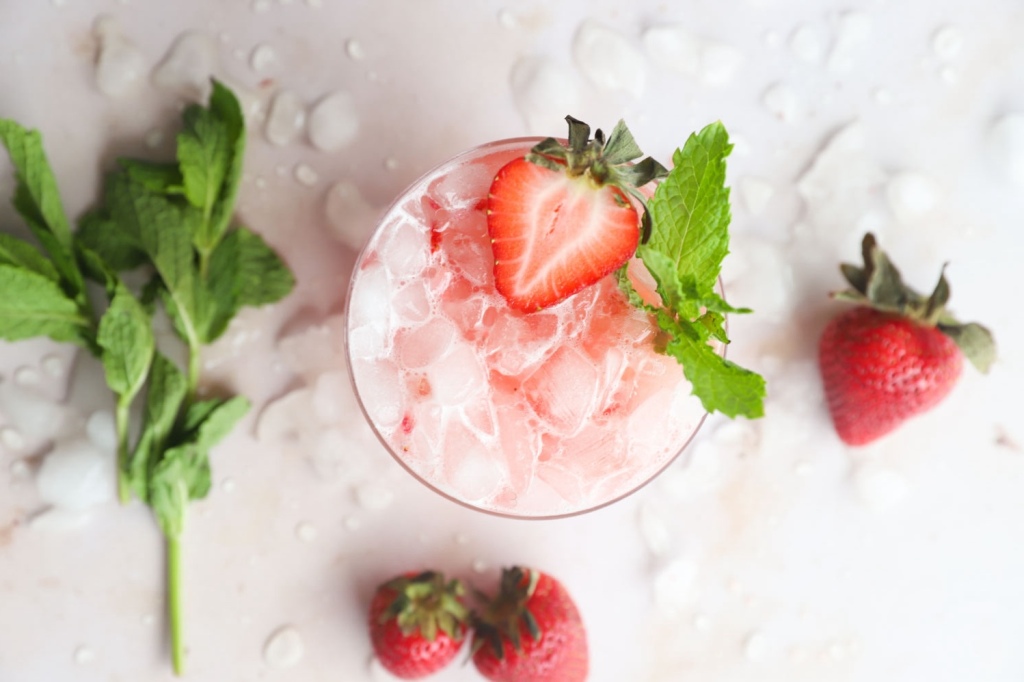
[486,116,667,312]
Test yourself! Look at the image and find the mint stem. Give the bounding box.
[168,532,185,676]
[115,398,132,504]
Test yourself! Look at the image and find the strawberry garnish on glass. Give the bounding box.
[819,233,996,445]
[487,116,667,312]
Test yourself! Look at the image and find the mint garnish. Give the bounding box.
[620,121,766,419]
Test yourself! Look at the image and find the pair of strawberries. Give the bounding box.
[369,567,587,681]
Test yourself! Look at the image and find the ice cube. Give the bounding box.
[653,557,699,615]
[428,161,494,211]
[0,381,68,440]
[277,313,349,381]
[442,421,503,503]
[391,280,432,326]
[572,20,646,97]
[311,370,359,425]
[828,11,872,73]
[379,219,428,282]
[789,23,825,63]
[348,262,392,360]
[310,427,367,480]
[265,89,306,146]
[426,340,485,406]
[484,312,559,377]
[398,317,456,370]
[988,114,1024,187]
[324,180,381,252]
[522,346,599,435]
[151,31,218,101]
[851,464,908,513]
[638,502,672,556]
[642,24,700,76]
[494,405,540,497]
[255,387,313,442]
[85,411,117,454]
[36,437,116,511]
[510,56,580,134]
[699,42,743,86]
[886,171,938,222]
[307,90,359,152]
[93,16,146,97]
[352,359,403,431]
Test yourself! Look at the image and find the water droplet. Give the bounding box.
[250,43,279,74]
[1,427,26,453]
[222,478,237,494]
[693,613,711,631]
[345,39,366,61]
[743,631,769,662]
[931,26,963,60]
[263,625,304,669]
[74,646,96,665]
[344,515,362,531]
[383,157,399,171]
[9,458,30,480]
[14,366,41,388]
[355,483,393,511]
[264,90,306,146]
[472,559,488,573]
[294,163,319,187]
[295,522,318,542]
[762,83,801,122]
[252,0,272,13]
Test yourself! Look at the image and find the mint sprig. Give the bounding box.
[0,80,294,676]
[620,121,766,419]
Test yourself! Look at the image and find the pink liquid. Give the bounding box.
[347,138,711,518]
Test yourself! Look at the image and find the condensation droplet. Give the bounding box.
[295,522,318,542]
[345,39,366,60]
[294,164,319,187]
[263,625,304,669]
[74,646,96,665]
[1,427,26,452]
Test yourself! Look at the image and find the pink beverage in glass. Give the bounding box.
[346,138,716,518]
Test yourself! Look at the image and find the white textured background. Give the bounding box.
[1,1,1023,680]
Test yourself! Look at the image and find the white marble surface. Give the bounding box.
[1,1,1023,680]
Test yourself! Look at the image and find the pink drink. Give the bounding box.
[346,138,713,518]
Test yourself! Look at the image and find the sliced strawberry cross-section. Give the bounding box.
[486,116,667,312]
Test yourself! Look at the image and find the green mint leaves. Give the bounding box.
[0,80,294,676]
[623,121,766,419]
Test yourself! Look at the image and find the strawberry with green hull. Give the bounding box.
[368,571,470,679]
[487,116,667,312]
[819,233,996,445]
[472,566,589,682]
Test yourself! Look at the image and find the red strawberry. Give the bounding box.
[487,116,666,312]
[368,570,470,679]
[471,566,588,682]
[819,233,996,445]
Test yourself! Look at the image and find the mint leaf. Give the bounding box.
[76,208,148,273]
[0,233,59,280]
[0,264,93,347]
[106,172,201,348]
[186,396,249,450]
[0,120,85,298]
[640,121,732,304]
[97,282,155,399]
[130,353,189,501]
[657,310,766,419]
[177,80,246,252]
[632,121,766,419]
[118,158,185,195]
[149,443,209,538]
[200,227,295,342]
